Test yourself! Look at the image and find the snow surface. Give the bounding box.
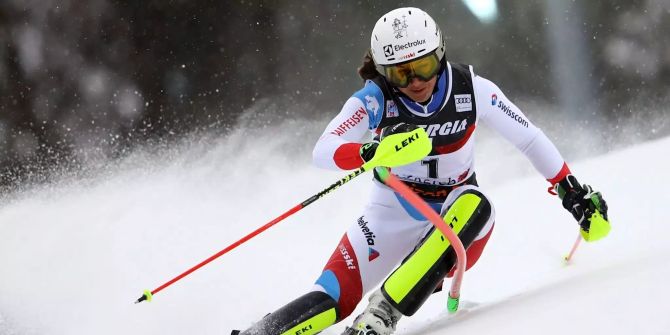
[0,122,668,335]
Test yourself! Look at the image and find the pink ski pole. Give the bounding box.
[564,231,582,262]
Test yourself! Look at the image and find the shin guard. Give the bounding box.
[240,291,338,335]
[381,189,492,316]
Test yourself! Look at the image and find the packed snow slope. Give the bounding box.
[0,120,667,335]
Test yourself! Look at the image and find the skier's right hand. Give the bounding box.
[359,141,379,162]
[377,122,420,141]
[360,123,420,163]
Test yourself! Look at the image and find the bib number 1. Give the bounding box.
[421,158,439,178]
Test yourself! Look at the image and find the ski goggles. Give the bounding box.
[382,52,441,88]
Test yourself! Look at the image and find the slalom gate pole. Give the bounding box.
[135,127,433,304]
[375,167,467,314]
[564,231,582,263]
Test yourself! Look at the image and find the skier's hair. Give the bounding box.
[358,49,379,80]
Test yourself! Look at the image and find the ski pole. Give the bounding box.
[375,167,467,314]
[564,231,582,263]
[135,128,432,304]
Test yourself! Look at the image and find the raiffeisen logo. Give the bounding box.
[394,39,426,52]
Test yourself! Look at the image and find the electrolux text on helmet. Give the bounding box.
[394,39,426,52]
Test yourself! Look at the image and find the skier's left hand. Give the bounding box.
[554,175,610,242]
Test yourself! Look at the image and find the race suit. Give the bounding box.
[310,62,571,319]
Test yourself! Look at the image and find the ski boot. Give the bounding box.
[342,290,401,335]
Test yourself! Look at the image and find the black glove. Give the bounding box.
[377,122,420,142]
[359,141,378,162]
[359,123,420,163]
[554,175,610,241]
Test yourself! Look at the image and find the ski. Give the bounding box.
[400,301,481,334]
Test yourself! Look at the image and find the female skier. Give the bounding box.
[238,7,609,335]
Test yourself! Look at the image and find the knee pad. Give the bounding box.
[240,291,338,335]
[381,189,492,316]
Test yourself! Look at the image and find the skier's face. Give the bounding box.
[398,75,437,103]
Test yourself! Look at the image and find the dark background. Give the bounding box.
[1,1,668,188]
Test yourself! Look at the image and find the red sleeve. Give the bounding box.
[547,162,571,185]
[333,143,364,170]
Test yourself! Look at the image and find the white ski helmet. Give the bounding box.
[370,7,445,71]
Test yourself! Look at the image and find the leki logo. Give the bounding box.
[294,324,313,335]
[394,132,420,152]
[393,16,408,39]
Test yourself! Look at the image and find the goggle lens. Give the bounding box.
[384,53,440,88]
